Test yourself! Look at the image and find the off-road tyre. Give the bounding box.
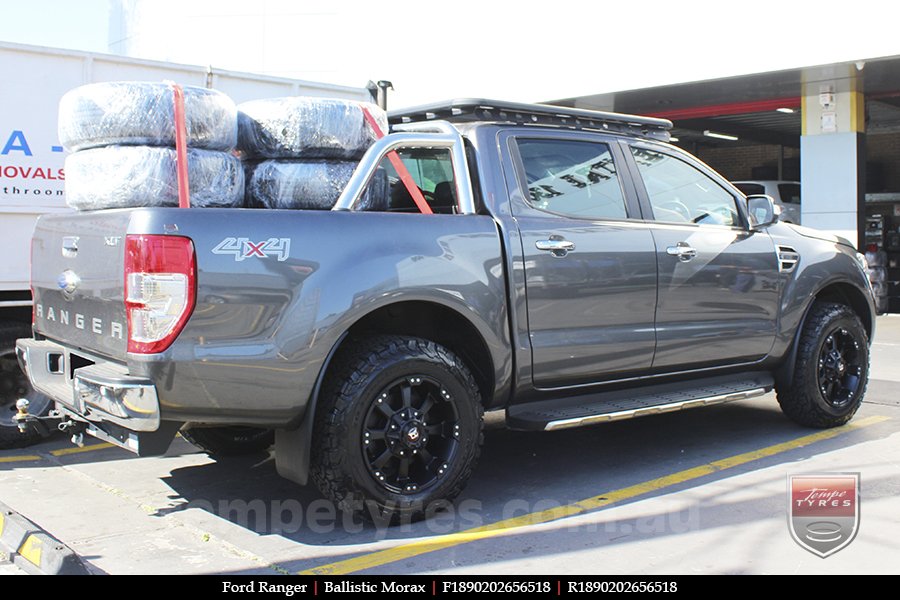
[311,335,484,524]
[776,302,869,428]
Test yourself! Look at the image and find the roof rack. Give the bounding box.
[388,98,673,142]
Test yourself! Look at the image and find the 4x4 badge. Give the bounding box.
[212,237,291,262]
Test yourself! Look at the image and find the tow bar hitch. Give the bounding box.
[13,398,55,438]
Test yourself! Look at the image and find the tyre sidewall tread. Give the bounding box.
[311,336,483,522]
[777,302,870,428]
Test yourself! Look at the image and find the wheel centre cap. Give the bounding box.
[402,421,426,448]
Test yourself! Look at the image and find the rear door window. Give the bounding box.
[515,139,628,220]
[375,148,458,213]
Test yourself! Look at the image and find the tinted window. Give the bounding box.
[631,147,739,227]
[376,148,458,213]
[734,182,765,196]
[517,139,628,220]
[778,183,801,204]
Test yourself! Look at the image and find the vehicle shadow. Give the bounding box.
[0,434,207,470]
[155,397,895,561]
[222,468,899,575]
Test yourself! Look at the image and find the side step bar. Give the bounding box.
[507,373,774,431]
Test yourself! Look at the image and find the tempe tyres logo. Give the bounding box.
[788,473,859,558]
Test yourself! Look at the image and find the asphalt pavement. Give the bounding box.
[1,316,898,575]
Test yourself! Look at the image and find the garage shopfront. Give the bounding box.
[552,56,900,313]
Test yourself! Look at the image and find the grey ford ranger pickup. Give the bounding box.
[17,99,875,520]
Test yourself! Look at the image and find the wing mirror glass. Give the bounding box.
[747,194,777,228]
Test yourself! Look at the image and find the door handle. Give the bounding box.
[536,238,575,257]
[666,242,697,262]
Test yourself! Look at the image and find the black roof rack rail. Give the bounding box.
[388,98,672,142]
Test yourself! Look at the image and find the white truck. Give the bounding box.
[0,40,374,448]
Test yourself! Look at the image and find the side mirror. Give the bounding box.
[747,194,777,228]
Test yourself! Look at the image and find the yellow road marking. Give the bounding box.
[18,535,43,567]
[0,441,115,461]
[301,415,890,575]
[0,454,41,463]
[50,442,114,457]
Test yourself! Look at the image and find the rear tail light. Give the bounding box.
[124,235,196,354]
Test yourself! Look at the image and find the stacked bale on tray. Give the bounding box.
[238,97,390,210]
[58,82,243,210]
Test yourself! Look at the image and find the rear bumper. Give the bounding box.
[16,337,161,434]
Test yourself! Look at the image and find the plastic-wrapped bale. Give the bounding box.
[58,82,238,152]
[237,97,387,159]
[65,146,244,210]
[245,160,389,210]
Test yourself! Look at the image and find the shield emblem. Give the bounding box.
[788,473,859,558]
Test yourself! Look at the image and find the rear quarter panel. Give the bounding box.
[125,208,510,425]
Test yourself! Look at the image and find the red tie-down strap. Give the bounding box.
[169,82,191,208]
[361,107,432,215]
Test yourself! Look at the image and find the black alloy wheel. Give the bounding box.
[311,335,484,522]
[776,302,870,428]
[816,327,864,409]
[361,374,460,495]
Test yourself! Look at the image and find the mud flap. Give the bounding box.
[274,425,311,485]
